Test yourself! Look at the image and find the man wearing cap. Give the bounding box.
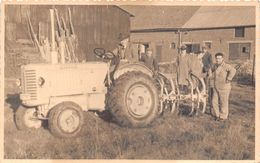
[200,46,213,76]
[177,45,190,85]
[177,45,203,94]
[211,52,236,121]
[140,48,159,73]
[198,46,213,111]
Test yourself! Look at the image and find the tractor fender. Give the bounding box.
[113,62,153,80]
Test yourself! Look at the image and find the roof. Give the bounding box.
[182,6,256,29]
[116,6,134,17]
[120,5,200,30]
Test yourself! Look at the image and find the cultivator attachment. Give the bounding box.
[156,72,207,116]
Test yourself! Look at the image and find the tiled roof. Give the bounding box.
[120,5,200,30]
[182,6,255,29]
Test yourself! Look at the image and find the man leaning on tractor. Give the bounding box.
[211,52,236,121]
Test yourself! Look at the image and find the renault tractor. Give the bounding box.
[15,47,207,138]
[15,48,164,138]
[15,8,207,138]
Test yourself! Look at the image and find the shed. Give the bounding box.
[5,5,132,61]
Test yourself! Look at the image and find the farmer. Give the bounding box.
[198,46,213,110]
[200,45,213,77]
[177,45,202,86]
[211,52,236,121]
[140,48,159,73]
[177,45,189,85]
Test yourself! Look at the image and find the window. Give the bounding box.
[242,46,250,53]
[204,42,212,49]
[143,44,150,53]
[170,42,176,49]
[185,44,200,54]
[235,27,245,37]
[242,47,246,53]
[132,42,149,54]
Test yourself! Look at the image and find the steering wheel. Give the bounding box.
[94,48,105,58]
[94,48,115,59]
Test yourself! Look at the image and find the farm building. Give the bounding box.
[182,6,255,62]
[5,5,132,61]
[122,6,255,62]
[121,6,200,62]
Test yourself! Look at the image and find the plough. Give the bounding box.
[156,72,208,116]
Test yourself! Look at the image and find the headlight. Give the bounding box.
[16,78,21,87]
[38,77,45,87]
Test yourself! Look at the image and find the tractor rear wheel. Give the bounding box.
[107,71,159,127]
[48,102,84,138]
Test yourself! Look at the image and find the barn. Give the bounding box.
[121,6,200,62]
[182,6,255,61]
[122,6,255,62]
[5,5,132,61]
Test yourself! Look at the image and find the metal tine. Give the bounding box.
[168,78,175,96]
[198,77,207,114]
[187,78,194,116]
[158,78,165,114]
[169,78,177,114]
[195,87,200,116]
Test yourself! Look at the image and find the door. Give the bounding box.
[239,43,251,60]
[229,43,251,60]
[229,43,240,60]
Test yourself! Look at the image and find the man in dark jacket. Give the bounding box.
[140,48,159,73]
[198,46,213,111]
[201,46,213,75]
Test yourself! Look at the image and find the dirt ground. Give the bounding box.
[4,78,255,159]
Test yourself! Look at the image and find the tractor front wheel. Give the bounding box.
[48,102,84,138]
[15,105,42,130]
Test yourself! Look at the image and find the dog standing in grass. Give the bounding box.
[211,52,236,121]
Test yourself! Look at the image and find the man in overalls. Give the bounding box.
[211,53,236,121]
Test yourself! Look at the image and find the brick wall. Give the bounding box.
[130,26,255,63]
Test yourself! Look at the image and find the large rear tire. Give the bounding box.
[106,71,159,127]
[48,102,84,138]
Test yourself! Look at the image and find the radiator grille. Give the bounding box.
[23,69,37,100]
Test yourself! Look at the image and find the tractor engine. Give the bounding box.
[19,63,109,111]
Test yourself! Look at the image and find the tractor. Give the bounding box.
[14,8,207,138]
[15,47,207,138]
[15,48,159,138]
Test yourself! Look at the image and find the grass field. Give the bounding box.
[4,78,255,159]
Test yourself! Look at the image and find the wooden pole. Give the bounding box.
[252,54,255,85]
[50,9,55,51]
[176,30,182,84]
[178,30,182,54]
[50,9,58,64]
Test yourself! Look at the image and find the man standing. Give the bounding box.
[177,45,189,85]
[211,53,236,121]
[177,45,202,85]
[200,46,213,76]
[140,48,159,73]
[198,46,213,111]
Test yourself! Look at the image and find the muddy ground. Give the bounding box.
[4,78,255,159]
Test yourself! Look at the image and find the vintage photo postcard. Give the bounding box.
[1,0,258,161]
